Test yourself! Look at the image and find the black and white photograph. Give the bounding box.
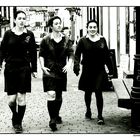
[0,3,140,137]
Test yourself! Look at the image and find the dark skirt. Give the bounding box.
[4,64,31,94]
[78,65,106,92]
[42,72,67,92]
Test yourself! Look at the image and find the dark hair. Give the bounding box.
[14,10,26,19]
[86,19,98,28]
[62,27,69,32]
[47,16,61,27]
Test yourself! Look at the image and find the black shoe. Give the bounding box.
[97,116,105,125]
[49,120,57,131]
[13,125,23,133]
[85,111,92,120]
[56,116,62,124]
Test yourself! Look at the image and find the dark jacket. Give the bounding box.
[39,34,74,77]
[0,29,37,72]
[74,36,113,74]
[73,36,113,91]
[39,34,74,91]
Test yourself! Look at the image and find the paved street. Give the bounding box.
[0,63,136,134]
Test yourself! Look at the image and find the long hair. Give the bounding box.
[14,10,26,19]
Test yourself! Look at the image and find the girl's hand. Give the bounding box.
[32,72,37,78]
[62,58,73,73]
[41,67,51,76]
[62,63,71,73]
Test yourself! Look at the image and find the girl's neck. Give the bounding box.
[52,31,61,38]
[88,33,100,42]
[89,33,97,38]
[13,26,25,35]
[15,26,24,32]
[52,31,62,43]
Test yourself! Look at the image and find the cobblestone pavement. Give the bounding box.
[0,65,138,134]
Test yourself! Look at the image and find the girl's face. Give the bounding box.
[87,22,98,36]
[14,13,26,28]
[51,18,62,32]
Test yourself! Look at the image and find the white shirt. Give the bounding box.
[86,33,103,42]
[50,32,64,43]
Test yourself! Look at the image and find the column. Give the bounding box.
[129,7,136,72]
[131,7,140,129]
[109,7,118,64]
[10,7,14,28]
[102,7,109,47]
[81,7,87,36]
[120,7,126,54]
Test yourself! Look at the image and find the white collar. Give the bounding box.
[86,33,103,42]
[11,27,27,34]
[50,32,64,40]
[50,32,65,43]
[86,33,103,38]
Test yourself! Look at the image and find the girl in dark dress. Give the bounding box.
[39,16,74,131]
[73,20,113,125]
[0,10,37,133]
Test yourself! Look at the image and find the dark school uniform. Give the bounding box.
[0,29,37,93]
[39,34,74,92]
[74,36,113,92]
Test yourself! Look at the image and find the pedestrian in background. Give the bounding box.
[62,27,70,37]
[62,26,74,47]
[0,10,37,133]
[39,16,74,131]
[73,19,113,125]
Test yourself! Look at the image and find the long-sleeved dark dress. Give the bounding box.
[0,29,37,93]
[74,36,113,92]
[39,34,74,92]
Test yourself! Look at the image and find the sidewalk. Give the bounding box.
[0,66,134,134]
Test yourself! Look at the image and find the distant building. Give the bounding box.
[0,6,12,38]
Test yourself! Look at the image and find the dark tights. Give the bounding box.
[84,91,92,112]
[55,91,62,117]
[47,91,62,120]
[85,90,103,117]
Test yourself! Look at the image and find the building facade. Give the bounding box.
[0,7,12,39]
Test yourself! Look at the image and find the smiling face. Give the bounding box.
[14,12,26,28]
[51,18,62,32]
[87,22,98,36]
